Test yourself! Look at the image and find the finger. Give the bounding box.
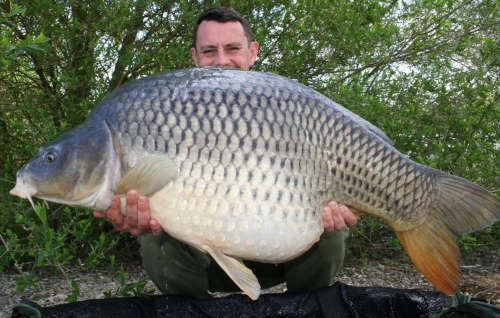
[322,203,336,232]
[106,195,122,223]
[109,195,121,209]
[107,196,125,226]
[106,196,122,218]
[340,205,359,226]
[125,190,139,225]
[137,195,151,229]
[150,219,163,236]
[332,204,346,230]
[93,211,107,218]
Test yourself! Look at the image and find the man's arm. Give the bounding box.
[94,191,358,236]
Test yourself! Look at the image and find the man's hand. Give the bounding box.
[94,191,356,235]
[93,190,163,236]
[322,202,358,232]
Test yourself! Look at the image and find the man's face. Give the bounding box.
[191,20,259,70]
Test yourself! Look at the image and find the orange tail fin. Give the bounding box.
[395,214,460,295]
[394,169,500,295]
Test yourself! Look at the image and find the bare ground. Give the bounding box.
[1,248,498,318]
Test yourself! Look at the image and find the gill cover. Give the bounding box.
[10,120,120,210]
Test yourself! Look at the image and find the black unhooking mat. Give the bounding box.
[11,282,500,318]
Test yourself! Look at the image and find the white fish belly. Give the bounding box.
[149,181,324,263]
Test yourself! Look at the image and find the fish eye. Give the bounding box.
[45,152,56,162]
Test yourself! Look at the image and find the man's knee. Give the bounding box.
[138,233,212,298]
[284,228,348,291]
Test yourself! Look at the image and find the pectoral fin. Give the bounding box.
[203,245,261,300]
[116,155,177,196]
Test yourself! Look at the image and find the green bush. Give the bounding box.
[0,191,141,293]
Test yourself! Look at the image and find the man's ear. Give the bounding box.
[190,47,199,66]
[249,41,259,67]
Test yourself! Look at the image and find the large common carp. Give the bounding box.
[10,67,500,300]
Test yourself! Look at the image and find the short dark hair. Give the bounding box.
[192,6,254,49]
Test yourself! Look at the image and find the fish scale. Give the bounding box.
[107,70,416,256]
[10,67,500,300]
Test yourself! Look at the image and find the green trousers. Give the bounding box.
[138,229,348,299]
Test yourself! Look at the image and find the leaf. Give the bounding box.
[4,6,26,18]
[36,250,47,266]
[65,280,80,302]
[25,43,46,51]
[34,203,47,225]
[33,33,49,44]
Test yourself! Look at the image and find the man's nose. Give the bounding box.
[214,49,231,66]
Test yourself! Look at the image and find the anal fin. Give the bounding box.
[203,245,261,300]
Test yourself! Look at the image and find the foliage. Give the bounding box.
[0,4,48,68]
[1,200,137,293]
[0,0,499,300]
[102,265,156,298]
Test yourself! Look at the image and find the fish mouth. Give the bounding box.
[10,178,38,210]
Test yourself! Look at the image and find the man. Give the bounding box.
[94,6,358,299]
